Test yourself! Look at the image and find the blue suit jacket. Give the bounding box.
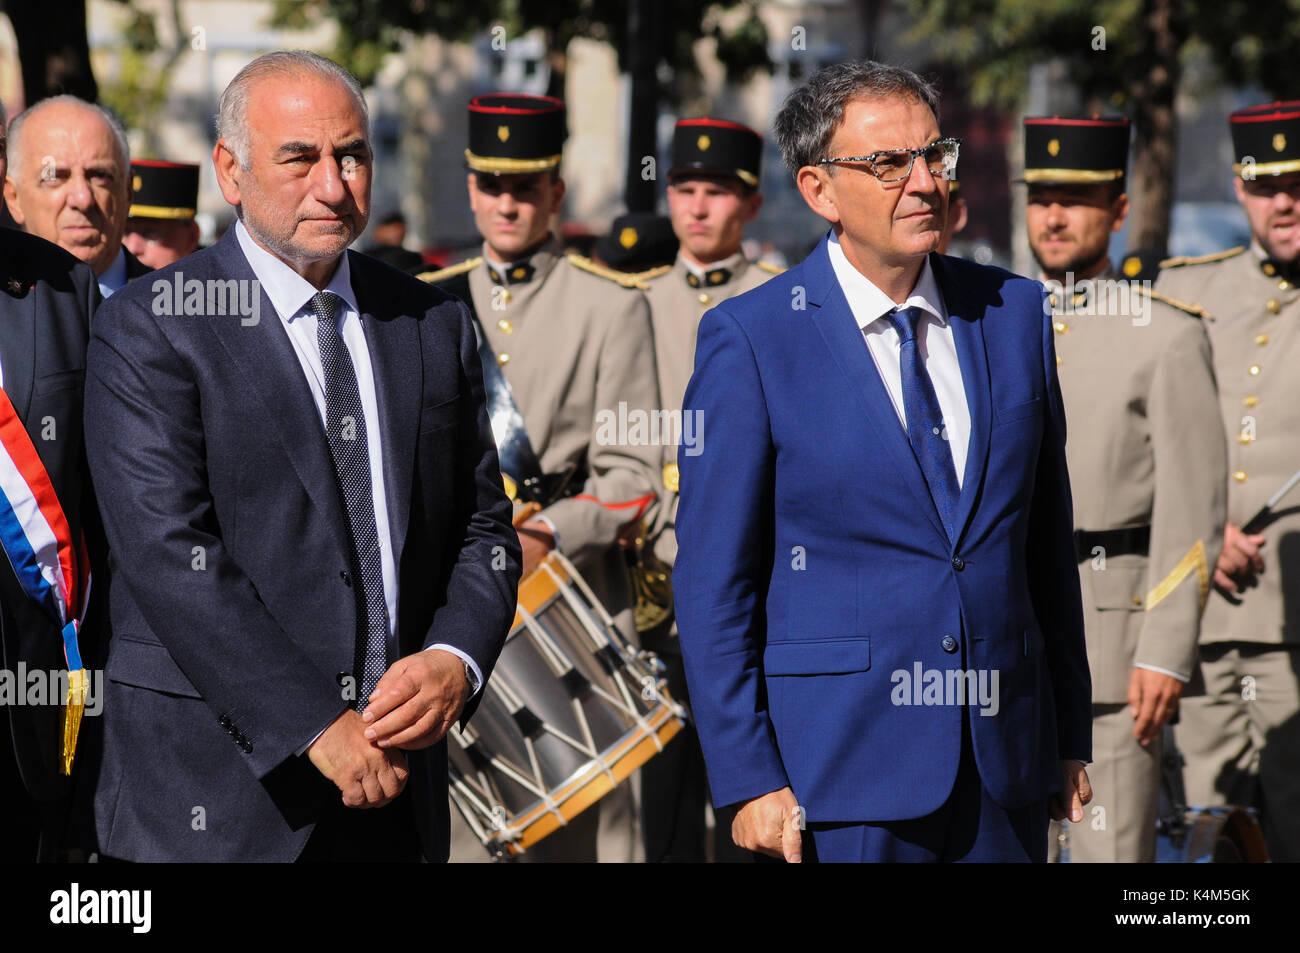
[675,237,1091,822]
[83,230,521,861]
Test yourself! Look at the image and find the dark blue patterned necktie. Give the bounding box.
[313,291,389,710]
[888,306,960,539]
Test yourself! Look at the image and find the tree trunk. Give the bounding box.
[1126,0,1185,256]
[5,0,99,105]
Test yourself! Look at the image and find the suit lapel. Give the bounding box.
[349,253,419,572]
[804,240,948,542]
[0,243,37,423]
[203,231,350,553]
[932,254,992,548]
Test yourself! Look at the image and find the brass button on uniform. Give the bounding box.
[498,318,513,333]
[1249,364,1261,376]
[1234,470,1248,483]
[497,353,510,366]
[1280,280,1292,290]
[1256,333,1270,345]
[1264,262,1277,276]
[1132,596,1143,606]
[697,293,711,304]
[1267,299,1281,314]
[1240,432,1255,444]
[1244,395,1260,407]
[1053,321,1068,334]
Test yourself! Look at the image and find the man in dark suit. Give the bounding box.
[675,61,1093,862]
[4,95,151,296]
[83,50,520,862]
[0,101,102,862]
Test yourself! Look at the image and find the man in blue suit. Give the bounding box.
[83,51,520,862]
[675,61,1094,862]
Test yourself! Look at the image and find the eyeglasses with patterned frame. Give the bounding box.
[817,137,962,183]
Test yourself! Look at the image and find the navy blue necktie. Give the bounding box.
[888,306,960,538]
[314,291,389,711]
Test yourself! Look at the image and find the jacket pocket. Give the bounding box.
[106,637,203,699]
[764,637,870,676]
[419,394,460,434]
[995,396,1041,424]
[1086,563,1146,611]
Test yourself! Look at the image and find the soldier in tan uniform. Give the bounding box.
[637,118,782,862]
[1023,116,1227,862]
[1157,100,1300,862]
[421,94,661,862]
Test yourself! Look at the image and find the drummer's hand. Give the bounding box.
[1214,521,1266,595]
[361,649,470,750]
[1127,666,1183,745]
[1050,760,1092,823]
[518,519,555,575]
[732,786,803,863]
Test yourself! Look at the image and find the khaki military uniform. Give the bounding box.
[1157,245,1300,861]
[423,235,662,863]
[1045,268,1227,863]
[638,251,780,863]
[643,252,781,567]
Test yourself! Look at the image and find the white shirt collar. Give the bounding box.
[97,247,129,298]
[234,219,359,321]
[826,232,946,330]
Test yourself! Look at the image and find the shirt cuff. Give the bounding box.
[425,643,483,697]
[1134,662,1191,683]
[534,514,562,554]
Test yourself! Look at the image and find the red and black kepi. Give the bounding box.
[1230,101,1300,178]
[466,93,567,175]
[1021,116,1130,185]
[669,118,762,188]
[129,159,199,220]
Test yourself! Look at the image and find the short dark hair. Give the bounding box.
[773,60,941,176]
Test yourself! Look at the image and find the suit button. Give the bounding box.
[340,570,352,587]
[942,636,958,654]
[219,715,232,729]
[951,556,965,571]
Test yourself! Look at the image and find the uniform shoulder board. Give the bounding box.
[565,252,650,290]
[632,263,673,283]
[1157,246,1245,269]
[1134,285,1208,319]
[756,260,787,275]
[417,256,482,284]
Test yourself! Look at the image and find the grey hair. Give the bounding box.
[218,50,369,169]
[7,95,130,183]
[773,60,941,176]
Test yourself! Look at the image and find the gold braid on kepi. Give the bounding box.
[465,93,567,175]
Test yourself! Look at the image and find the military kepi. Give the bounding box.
[1022,116,1129,184]
[669,117,762,188]
[1231,101,1300,178]
[466,93,567,174]
[129,159,199,220]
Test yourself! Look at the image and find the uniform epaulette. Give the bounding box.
[1134,285,1208,319]
[417,257,482,284]
[756,260,787,275]
[632,264,673,283]
[1158,246,1245,269]
[565,252,650,290]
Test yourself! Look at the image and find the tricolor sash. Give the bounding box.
[0,388,91,774]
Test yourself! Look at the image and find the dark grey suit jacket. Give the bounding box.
[84,228,521,861]
[0,228,100,816]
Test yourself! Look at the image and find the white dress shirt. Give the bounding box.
[826,233,970,488]
[235,222,482,699]
[98,247,129,299]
